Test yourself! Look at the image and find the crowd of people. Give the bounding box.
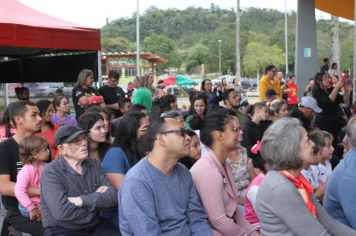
[0,62,356,236]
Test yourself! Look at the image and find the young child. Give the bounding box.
[316,131,334,184]
[301,129,329,202]
[14,136,50,221]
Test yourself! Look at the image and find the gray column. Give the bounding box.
[296,0,318,98]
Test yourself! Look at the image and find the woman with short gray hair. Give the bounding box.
[255,117,356,235]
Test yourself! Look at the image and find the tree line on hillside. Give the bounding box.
[101,5,354,77]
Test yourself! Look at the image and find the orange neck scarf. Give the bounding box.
[279,170,317,217]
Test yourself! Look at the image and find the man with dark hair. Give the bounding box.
[258,65,281,101]
[119,118,212,235]
[222,88,248,126]
[0,100,43,236]
[99,70,126,118]
[320,58,330,73]
[289,96,322,132]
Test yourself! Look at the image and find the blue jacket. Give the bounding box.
[324,147,356,229]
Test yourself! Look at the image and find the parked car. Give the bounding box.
[241,79,257,90]
[34,87,60,98]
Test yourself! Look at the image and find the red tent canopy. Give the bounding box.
[0,0,101,82]
[0,0,100,56]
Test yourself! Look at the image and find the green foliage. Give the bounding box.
[101,7,354,75]
[101,37,131,52]
[242,42,285,76]
[142,34,181,70]
[185,43,209,73]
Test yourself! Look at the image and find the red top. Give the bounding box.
[34,125,59,160]
[287,81,298,105]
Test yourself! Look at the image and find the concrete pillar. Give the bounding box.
[296,0,318,98]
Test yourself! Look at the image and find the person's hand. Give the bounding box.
[68,197,83,207]
[251,230,260,236]
[29,207,41,221]
[335,80,344,89]
[96,185,108,193]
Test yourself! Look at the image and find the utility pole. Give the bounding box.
[136,0,140,76]
[284,0,289,77]
[218,40,222,76]
[331,15,340,69]
[235,0,241,79]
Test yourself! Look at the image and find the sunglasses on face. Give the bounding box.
[160,128,187,137]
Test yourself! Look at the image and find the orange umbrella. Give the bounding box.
[315,0,354,20]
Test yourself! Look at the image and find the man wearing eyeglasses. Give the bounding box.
[258,65,282,101]
[40,125,120,235]
[119,118,212,235]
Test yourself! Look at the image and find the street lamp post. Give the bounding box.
[218,39,222,76]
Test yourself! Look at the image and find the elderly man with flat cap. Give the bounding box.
[40,125,120,236]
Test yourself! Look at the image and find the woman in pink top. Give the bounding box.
[190,109,259,236]
[14,136,50,221]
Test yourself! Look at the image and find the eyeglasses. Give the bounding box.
[68,135,89,145]
[160,128,186,137]
[270,70,276,73]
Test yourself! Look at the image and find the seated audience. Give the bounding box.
[289,96,322,132]
[119,118,211,235]
[324,117,356,229]
[101,112,149,229]
[14,136,49,220]
[77,112,110,162]
[51,95,77,126]
[0,100,43,236]
[41,125,119,235]
[179,129,202,169]
[255,118,355,235]
[190,110,258,235]
[35,100,59,159]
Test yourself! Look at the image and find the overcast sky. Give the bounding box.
[19,0,342,28]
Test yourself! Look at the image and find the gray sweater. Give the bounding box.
[41,156,117,230]
[119,157,212,236]
[256,170,356,236]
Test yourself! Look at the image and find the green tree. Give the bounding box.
[101,37,131,52]
[185,43,209,73]
[142,34,182,70]
[242,42,285,77]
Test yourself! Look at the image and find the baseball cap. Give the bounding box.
[55,125,89,146]
[89,96,104,105]
[265,89,277,97]
[299,96,322,113]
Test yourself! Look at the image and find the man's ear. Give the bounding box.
[13,116,22,126]
[156,134,166,147]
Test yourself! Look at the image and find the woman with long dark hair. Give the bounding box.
[201,79,222,107]
[77,112,110,162]
[35,99,59,159]
[185,92,208,129]
[101,112,149,229]
[312,72,349,148]
[190,109,258,235]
